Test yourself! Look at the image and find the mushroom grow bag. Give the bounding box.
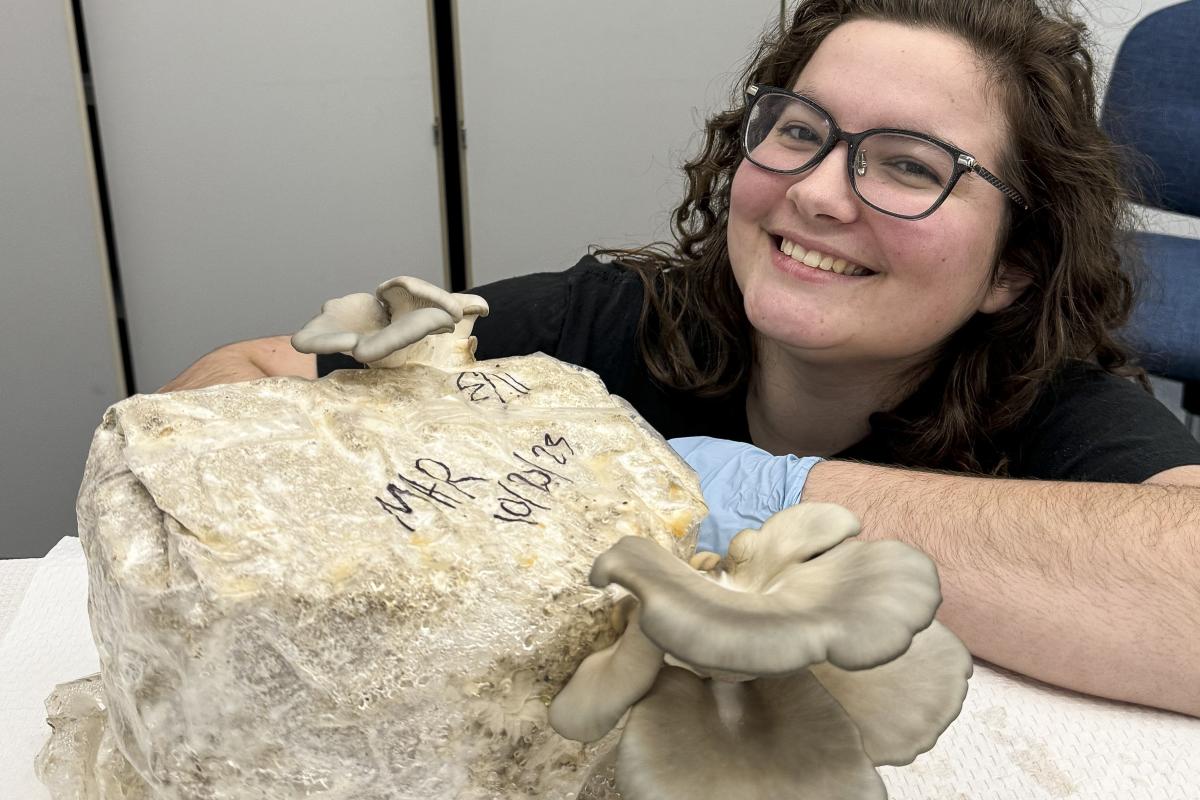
[44,354,706,799]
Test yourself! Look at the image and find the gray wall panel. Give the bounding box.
[458,1,781,285]
[1,0,125,558]
[83,0,446,392]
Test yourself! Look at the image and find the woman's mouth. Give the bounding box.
[772,236,877,277]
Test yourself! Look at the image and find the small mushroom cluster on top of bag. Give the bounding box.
[290,274,489,368]
[550,502,973,800]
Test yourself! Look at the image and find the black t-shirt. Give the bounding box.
[318,256,1200,483]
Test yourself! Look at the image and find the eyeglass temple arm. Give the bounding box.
[959,154,1030,211]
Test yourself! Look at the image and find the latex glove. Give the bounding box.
[669,436,824,557]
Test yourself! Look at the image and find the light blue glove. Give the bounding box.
[669,436,825,557]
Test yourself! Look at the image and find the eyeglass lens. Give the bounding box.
[745,93,956,217]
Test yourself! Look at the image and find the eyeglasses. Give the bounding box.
[741,85,1031,220]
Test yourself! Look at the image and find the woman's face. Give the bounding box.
[727,19,1025,369]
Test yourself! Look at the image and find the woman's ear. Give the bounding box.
[978,265,1033,314]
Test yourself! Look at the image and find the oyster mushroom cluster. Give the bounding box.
[550,502,973,800]
[290,275,490,367]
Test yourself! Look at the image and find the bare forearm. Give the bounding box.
[803,460,1200,717]
[158,335,317,392]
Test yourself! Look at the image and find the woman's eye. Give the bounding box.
[777,123,822,143]
[889,159,942,185]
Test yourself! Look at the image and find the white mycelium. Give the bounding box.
[38,307,705,798]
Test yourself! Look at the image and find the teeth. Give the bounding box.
[779,238,869,276]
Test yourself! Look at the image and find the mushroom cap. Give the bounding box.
[549,607,664,743]
[290,293,389,355]
[808,619,973,766]
[376,275,489,322]
[351,306,457,363]
[614,667,886,800]
[723,502,861,590]
[590,503,943,676]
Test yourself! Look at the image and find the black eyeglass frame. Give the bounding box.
[742,84,1031,220]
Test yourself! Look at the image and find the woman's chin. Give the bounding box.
[751,323,852,359]
[743,300,844,351]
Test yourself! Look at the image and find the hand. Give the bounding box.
[157,336,316,393]
[668,436,823,557]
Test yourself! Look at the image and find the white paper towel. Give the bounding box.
[0,536,98,798]
[1,537,1197,799]
[0,557,40,646]
[878,661,1200,798]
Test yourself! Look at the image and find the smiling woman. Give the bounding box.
[727,20,1034,433]
[602,1,1149,474]
[166,0,1200,723]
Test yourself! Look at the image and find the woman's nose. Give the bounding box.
[784,141,861,224]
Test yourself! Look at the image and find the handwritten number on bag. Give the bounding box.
[531,433,575,466]
[456,371,530,404]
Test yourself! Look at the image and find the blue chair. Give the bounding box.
[1101,0,1200,437]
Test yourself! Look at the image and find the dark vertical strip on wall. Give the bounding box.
[431,0,468,292]
[73,0,136,396]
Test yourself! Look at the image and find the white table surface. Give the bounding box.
[2,538,1198,799]
[0,556,39,645]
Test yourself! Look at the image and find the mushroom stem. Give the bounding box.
[614,668,887,800]
[549,608,664,743]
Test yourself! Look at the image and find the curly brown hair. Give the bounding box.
[598,0,1146,474]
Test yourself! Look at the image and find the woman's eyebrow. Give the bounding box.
[792,83,959,145]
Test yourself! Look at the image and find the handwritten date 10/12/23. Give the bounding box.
[374,432,577,531]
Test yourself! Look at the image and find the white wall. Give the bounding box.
[0,0,125,558]
[82,0,447,393]
[458,0,782,285]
